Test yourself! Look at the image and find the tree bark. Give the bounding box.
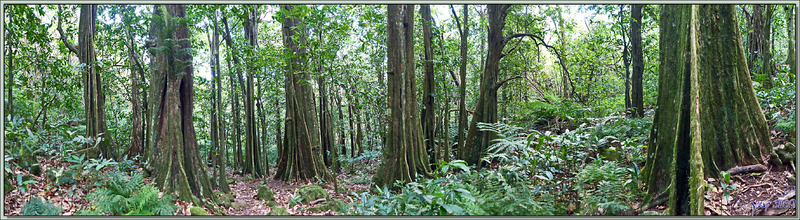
[747,5,763,74]
[374,4,432,188]
[243,5,264,178]
[620,5,632,114]
[421,5,437,168]
[762,5,774,89]
[787,6,796,82]
[146,4,216,205]
[630,5,644,118]
[275,5,333,182]
[208,9,230,192]
[122,6,144,160]
[460,5,511,167]
[642,5,771,215]
[451,5,469,158]
[58,5,113,159]
[221,15,243,172]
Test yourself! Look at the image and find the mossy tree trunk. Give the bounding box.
[145,4,216,205]
[630,4,644,118]
[243,5,264,178]
[374,4,432,188]
[275,5,333,183]
[642,5,772,215]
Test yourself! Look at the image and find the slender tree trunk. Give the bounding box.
[275,5,333,182]
[146,4,216,205]
[336,95,347,159]
[6,14,13,123]
[58,5,113,159]
[347,97,355,158]
[122,7,145,159]
[420,5,437,168]
[453,5,469,157]
[206,23,220,189]
[222,15,244,172]
[630,5,644,118]
[317,29,335,168]
[243,5,264,178]
[374,4,432,188]
[355,96,364,157]
[762,5,774,89]
[748,5,763,73]
[642,5,771,215]
[210,10,230,192]
[787,6,796,82]
[620,5,632,115]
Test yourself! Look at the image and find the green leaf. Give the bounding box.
[440,204,464,215]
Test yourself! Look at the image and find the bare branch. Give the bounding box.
[450,5,463,36]
[448,69,460,87]
[57,5,78,56]
[493,75,523,91]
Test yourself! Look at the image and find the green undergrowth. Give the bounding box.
[81,171,177,215]
[345,114,649,216]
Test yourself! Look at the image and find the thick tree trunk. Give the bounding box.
[421,5,437,168]
[275,5,333,182]
[642,5,771,215]
[374,4,432,188]
[461,5,510,167]
[762,5,774,89]
[146,4,215,205]
[630,5,644,118]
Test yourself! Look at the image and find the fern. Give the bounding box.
[21,196,62,215]
[85,171,176,215]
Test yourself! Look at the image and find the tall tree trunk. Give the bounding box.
[243,5,264,178]
[374,4,432,188]
[6,14,13,123]
[642,5,772,215]
[762,5,774,89]
[222,15,244,172]
[275,5,333,182]
[630,4,644,118]
[355,96,364,157]
[420,5,437,168]
[146,4,216,205]
[209,9,230,192]
[58,5,113,159]
[620,5,632,115]
[347,96,355,157]
[787,6,796,83]
[336,95,347,159]
[122,6,146,159]
[206,22,220,189]
[317,29,335,168]
[451,5,469,157]
[460,5,510,167]
[748,5,763,73]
